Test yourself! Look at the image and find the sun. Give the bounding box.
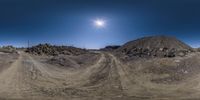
[94,19,105,28]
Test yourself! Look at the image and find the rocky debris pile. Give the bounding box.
[117,36,193,57]
[0,45,17,53]
[120,47,190,57]
[100,45,121,51]
[26,44,88,56]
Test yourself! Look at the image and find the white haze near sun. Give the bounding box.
[93,19,106,28]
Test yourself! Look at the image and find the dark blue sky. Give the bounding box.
[1,0,200,48]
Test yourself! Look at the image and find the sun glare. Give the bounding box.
[94,19,105,28]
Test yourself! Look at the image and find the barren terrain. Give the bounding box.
[0,50,200,100]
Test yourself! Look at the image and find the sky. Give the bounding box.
[1,0,200,49]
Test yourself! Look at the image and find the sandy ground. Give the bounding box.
[0,51,200,100]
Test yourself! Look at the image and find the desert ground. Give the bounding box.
[1,36,200,100]
[0,51,200,100]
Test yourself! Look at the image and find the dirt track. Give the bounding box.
[0,51,200,100]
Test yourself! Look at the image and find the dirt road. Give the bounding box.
[0,51,200,100]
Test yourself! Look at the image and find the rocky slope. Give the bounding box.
[117,36,193,57]
[26,43,88,56]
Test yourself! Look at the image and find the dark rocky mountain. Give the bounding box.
[100,45,121,51]
[117,36,193,57]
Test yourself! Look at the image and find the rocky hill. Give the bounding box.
[26,43,88,56]
[117,36,193,57]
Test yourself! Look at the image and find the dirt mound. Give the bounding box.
[117,36,193,57]
[0,46,17,54]
[48,55,81,69]
[26,43,88,56]
[48,53,101,69]
[195,48,200,52]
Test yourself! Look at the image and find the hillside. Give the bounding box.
[26,43,88,56]
[117,36,193,57]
